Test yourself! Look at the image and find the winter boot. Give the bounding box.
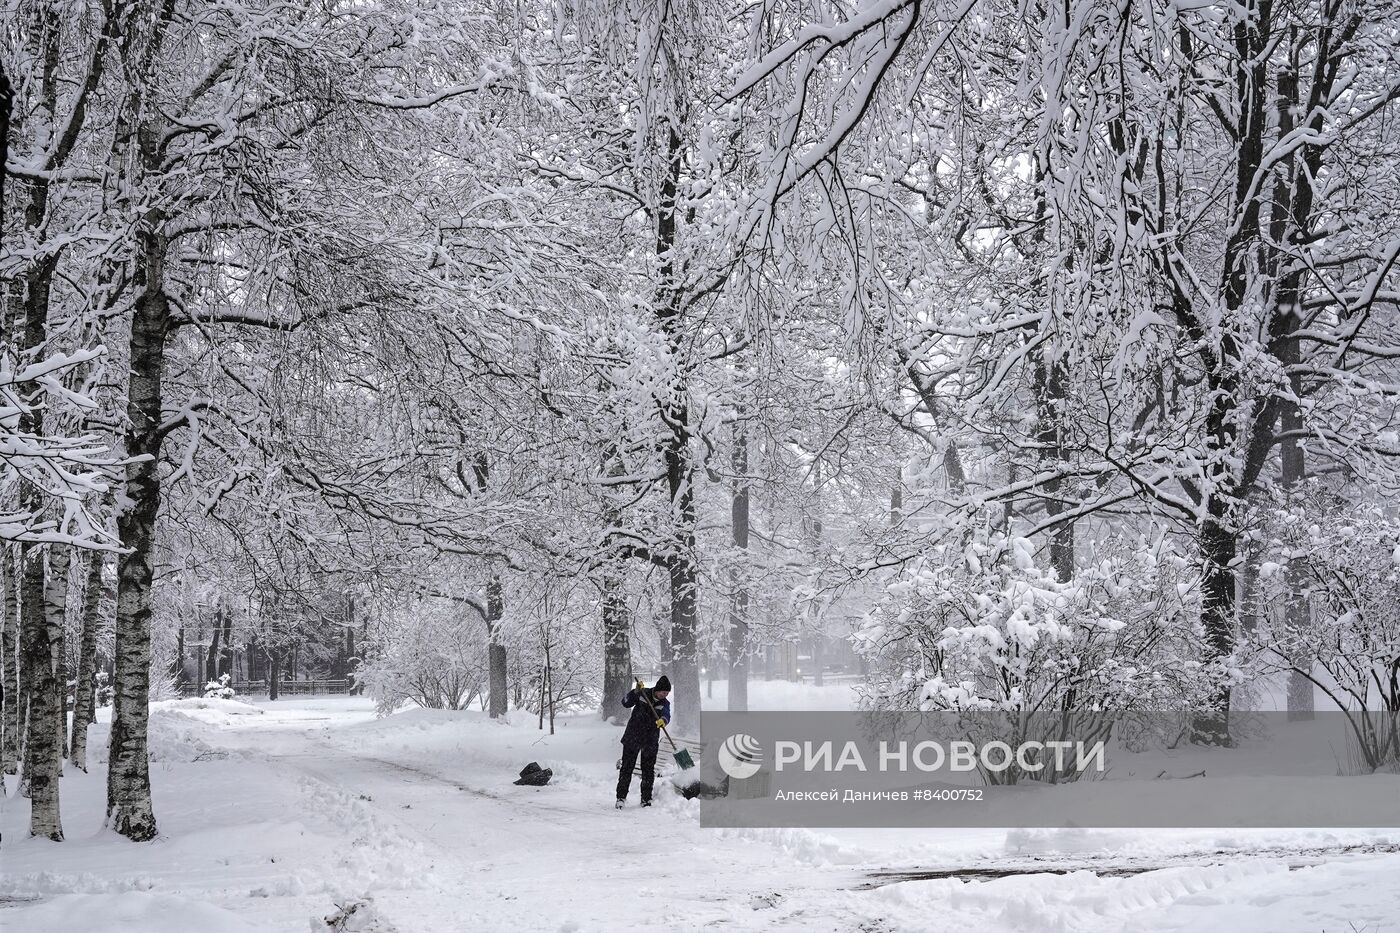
[640,799,653,808]
[615,799,625,809]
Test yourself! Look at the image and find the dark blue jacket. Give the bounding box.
[620,688,671,749]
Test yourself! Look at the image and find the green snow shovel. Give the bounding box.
[636,679,696,771]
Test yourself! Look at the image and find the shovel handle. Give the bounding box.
[634,682,680,753]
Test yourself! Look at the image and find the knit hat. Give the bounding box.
[653,675,672,692]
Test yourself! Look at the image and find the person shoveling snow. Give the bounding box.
[615,676,674,808]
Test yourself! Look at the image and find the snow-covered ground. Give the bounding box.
[3,687,1399,932]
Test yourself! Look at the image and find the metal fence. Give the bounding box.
[181,678,354,698]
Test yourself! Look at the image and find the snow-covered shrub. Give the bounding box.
[512,593,604,720]
[855,532,1217,779]
[858,533,1207,711]
[313,898,396,932]
[94,670,114,707]
[203,673,235,700]
[355,603,487,715]
[1253,502,1400,771]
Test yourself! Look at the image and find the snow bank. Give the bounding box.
[294,776,444,894]
[154,697,266,718]
[5,892,262,933]
[89,710,231,764]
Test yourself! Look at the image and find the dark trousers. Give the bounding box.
[617,743,658,802]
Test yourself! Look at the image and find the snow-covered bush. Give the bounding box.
[94,670,114,708]
[356,602,487,716]
[1253,502,1400,771]
[512,590,604,720]
[314,898,396,932]
[858,533,1208,712]
[203,673,236,700]
[855,532,1220,779]
[851,529,1226,778]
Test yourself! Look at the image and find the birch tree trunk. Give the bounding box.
[13,5,63,826]
[70,549,106,771]
[106,217,169,841]
[15,30,68,826]
[21,544,62,839]
[2,548,19,776]
[42,540,70,764]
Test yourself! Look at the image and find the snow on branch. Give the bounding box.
[0,348,123,547]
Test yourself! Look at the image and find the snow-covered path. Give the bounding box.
[208,700,869,931]
[5,696,1400,933]
[238,729,845,929]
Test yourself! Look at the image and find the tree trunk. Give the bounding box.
[1268,43,1315,722]
[246,632,261,683]
[268,649,281,700]
[21,544,63,839]
[665,510,701,736]
[1237,548,1262,636]
[213,609,232,679]
[2,547,19,776]
[43,541,70,763]
[728,422,750,712]
[486,574,508,718]
[1189,1,1272,746]
[173,624,184,688]
[1193,502,1237,747]
[601,573,631,720]
[469,453,509,719]
[70,550,106,771]
[106,220,169,842]
[1280,386,1313,720]
[15,57,65,828]
[1036,358,1075,582]
[599,434,633,719]
[654,121,702,738]
[204,615,219,685]
[543,636,555,735]
[346,619,360,695]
